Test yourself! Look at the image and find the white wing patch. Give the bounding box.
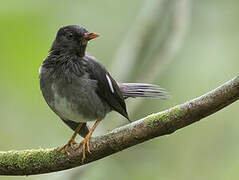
[39,65,42,74]
[106,74,114,93]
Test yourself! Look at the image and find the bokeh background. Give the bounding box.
[0,0,239,179]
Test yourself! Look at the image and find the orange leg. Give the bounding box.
[77,120,102,162]
[57,123,83,155]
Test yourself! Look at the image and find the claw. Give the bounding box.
[57,120,101,163]
[70,140,77,149]
[79,119,101,163]
[87,140,91,154]
[56,146,64,152]
[80,134,92,163]
[57,139,77,155]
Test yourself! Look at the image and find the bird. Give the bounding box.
[39,25,167,162]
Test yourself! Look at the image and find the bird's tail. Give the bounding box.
[118,83,168,99]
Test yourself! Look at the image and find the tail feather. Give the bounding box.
[118,83,168,99]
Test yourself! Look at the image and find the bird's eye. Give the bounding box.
[67,33,73,40]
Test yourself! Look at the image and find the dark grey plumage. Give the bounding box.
[39,25,167,138]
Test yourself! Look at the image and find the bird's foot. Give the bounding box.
[57,139,77,155]
[76,133,92,163]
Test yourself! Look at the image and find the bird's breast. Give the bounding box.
[53,90,89,122]
[41,70,110,123]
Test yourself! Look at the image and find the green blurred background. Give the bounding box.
[0,0,239,179]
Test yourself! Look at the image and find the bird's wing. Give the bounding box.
[84,55,129,120]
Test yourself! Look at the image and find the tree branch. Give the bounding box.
[0,76,239,176]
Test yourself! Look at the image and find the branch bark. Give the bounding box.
[0,76,239,176]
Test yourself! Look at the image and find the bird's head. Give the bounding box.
[50,25,99,57]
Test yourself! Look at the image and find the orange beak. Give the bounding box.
[83,32,99,41]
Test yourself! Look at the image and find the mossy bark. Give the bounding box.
[0,76,239,176]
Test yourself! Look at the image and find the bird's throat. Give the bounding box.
[50,41,87,58]
[76,44,87,57]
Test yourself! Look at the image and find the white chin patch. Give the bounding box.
[106,74,114,93]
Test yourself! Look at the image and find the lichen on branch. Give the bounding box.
[0,75,239,176]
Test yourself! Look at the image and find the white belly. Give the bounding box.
[53,92,94,123]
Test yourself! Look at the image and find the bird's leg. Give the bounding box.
[57,123,83,155]
[77,120,102,162]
